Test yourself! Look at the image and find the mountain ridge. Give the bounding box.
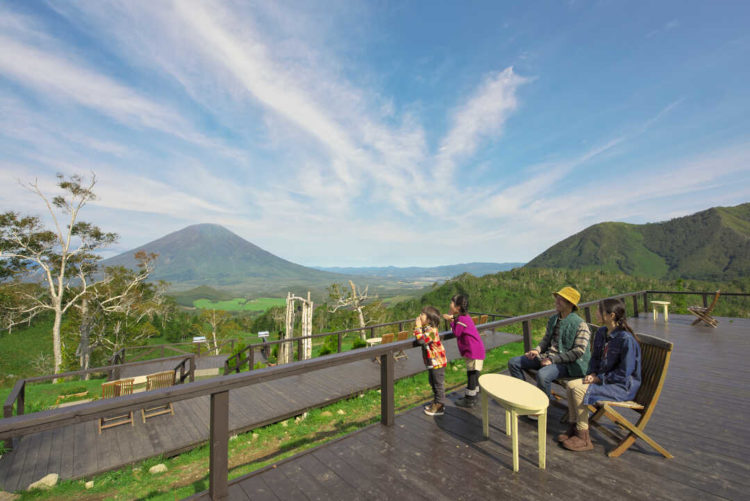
[525,203,750,280]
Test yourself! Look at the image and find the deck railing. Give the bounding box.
[1,289,748,499]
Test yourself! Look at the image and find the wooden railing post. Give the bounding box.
[209,390,229,500]
[189,355,196,382]
[380,351,394,426]
[643,292,648,315]
[702,294,708,308]
[248,347,255,371]
[337,333,342,353]
[584,306,591,323]
[522,321,532,353]
[632,295,639,318]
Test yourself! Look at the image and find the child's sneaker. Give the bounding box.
[455,395,477,408]
[424,403,445,416]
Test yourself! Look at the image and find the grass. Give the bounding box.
[11,337,529,500]
[192,297,286,312]
[0,316,54,384]
[0,377,108,414]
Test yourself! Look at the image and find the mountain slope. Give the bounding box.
[100,224,345,290]
[525,203,750,280]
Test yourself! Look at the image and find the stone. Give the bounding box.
[149,464,168,474]
[252,433,259,440]
[320,411,333,417]
[0,491,20,501]
[27,473,58,491]
[336,409,345,415]
[85,481,94,489]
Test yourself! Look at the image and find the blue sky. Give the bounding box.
[1,1,748,267]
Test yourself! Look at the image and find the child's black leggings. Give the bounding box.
[467,370,480,396]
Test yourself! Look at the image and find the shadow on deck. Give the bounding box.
[189,314,750,500]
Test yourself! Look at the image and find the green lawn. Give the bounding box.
[0,317,54,384]
[193,297,286,312]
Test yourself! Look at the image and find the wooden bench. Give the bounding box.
[587,332,674,458]
[141,371,175,422]
[99,379,135,434]
[394,331,410,361]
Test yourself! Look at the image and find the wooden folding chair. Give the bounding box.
[394,331,410,361]
[141,371,175,422]
[688,290,720,327]
[99,378,135,434]
[587,332,674,458]
[479,314,488,325]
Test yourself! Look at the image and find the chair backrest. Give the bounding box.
[705,290,721,313]
[381,333,395,344]
[146,371,175,391]
[471,315,480,325]
[102,378,135,399]
[479,315,488,325]
[632,333,673,412]
[396,331,409,341]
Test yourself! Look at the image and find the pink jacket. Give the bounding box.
[452,315,485,360]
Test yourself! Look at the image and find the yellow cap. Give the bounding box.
[553,286,581,307]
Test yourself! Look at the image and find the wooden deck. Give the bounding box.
[189,314,750,501]
[0,331,516,492]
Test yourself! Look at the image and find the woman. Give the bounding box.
[559,298,642,451]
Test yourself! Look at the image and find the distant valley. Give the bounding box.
[314,263,524,281]
[101,224,518,299]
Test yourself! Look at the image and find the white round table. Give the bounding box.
[479,373,549,472]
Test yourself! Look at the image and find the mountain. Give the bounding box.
[100,224,346,292]
[314,262,524,280]
[525,203,750,280]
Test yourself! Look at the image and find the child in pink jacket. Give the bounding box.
[444,294,485,408]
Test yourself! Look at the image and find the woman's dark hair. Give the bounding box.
[422,305,442,328]
[599,298,637,338]
[451,294,469,315]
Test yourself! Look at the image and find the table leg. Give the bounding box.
[511,409,519,472]
[505,409,511,436]
[482,391,489,439]
[652,306,657,321]
[664,305,669,322]
[538,411,547,469]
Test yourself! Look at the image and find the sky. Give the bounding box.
[1,1,749,267]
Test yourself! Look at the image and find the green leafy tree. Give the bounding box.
[0,173,117,374]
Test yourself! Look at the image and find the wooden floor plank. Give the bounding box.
[236,474,278,501]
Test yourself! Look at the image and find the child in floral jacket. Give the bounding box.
[415,305,447,416]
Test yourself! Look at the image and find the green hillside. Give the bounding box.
[526,203,750,280]
[387,267,750,322]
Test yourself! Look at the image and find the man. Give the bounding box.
[508,286,591,399]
